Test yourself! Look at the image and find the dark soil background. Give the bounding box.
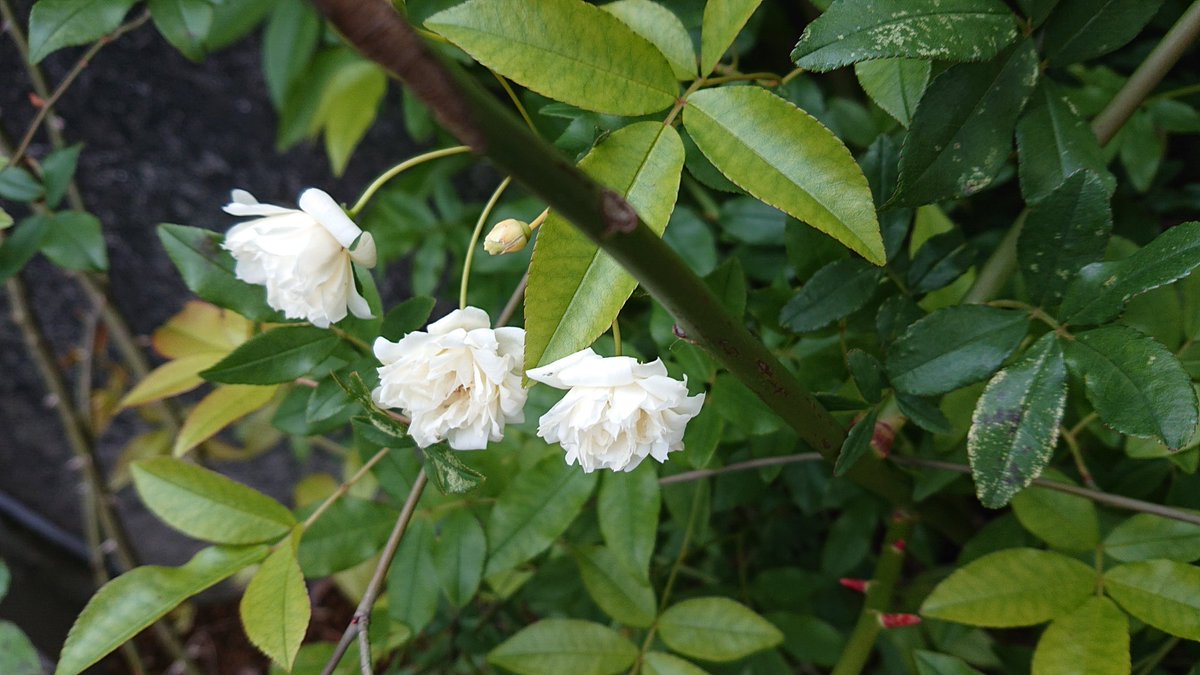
[0,3,438,666]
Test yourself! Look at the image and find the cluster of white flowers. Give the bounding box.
[223,189,705,472]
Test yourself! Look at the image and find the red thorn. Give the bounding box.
[878,613,921,629]
[29,92,45,108]
[891,538,907,553]
[839,578,870,594]
[871,420,896,458]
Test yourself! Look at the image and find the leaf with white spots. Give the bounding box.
[968,333,1067,509]
[791,0,1018,72]
[1018,171,1112,309]
[893,40,1039,207]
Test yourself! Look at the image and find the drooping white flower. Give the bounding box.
[527,349,705,473]
[222,188,377,328]
[372,307,527,450]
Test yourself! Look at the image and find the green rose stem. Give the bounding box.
[460,176,513,308]
[966,0,1200,304]
[347,145,472,217]
[309,0,952,529]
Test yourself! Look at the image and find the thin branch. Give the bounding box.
[321,469,429,675]
[891,456,1200,527]
[301,446,392,530]
[658,453,824,485]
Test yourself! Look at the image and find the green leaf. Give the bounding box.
[485,455,597,576]
[790,0,1018,71]
[262,0,322,107]
[158,223,280,322]
[1031,596,1127,675]
[55,545,266,675]
[835,407,879,477]
[1118,109,1164,193]
[487,619,638,675]
[427,0,677,115]
[894,40,1039,207]
[0,207,11,230]
[525,122,684,369]
[320,62,388,175]
[335,372,410,441]
[1063,326,1198,449]
[1011,471,1098,551]
[240,533,310,671]
[174,384,279,456]
[907,231,974,295]
[658,597,783,662]
[119,352,226,408]
[1042,0,1165,66]
[914,650,985,675]
[40,211,108,272]
[0,559,8,602]
[297,497,397,577]
[1018,171,1112,309]
[28,0,139,63]
[1016,82,1115,202]
[1060,222,1200,326]
[0,215,50,284]
[202,326,340,385]
[1015,0,1060,27]
[780,258,881,332]
[387,516,439,633]
[381,295,436,340]
[148,0,214,62]
[704,257,747,319]
[886,305,1029,396]
[602,0,696,80]
[854,58,930,127]
[433,510,487,608]
[1103,513,1200,563]
[597,463,661,580]
[424,443,487,494]
[847,349,886,403]
[0,621,40,675]
[684,86,884,264]
[967,333,1067,508]
[1104,560,1200,641]
[574,545,657,627]
[699,0,762,75]
[920,548,1095,627]
[132,456,296,544]
[41,144,82,209]
[643,652,711,675]
[897,393,953,434]
[0,167,43,202]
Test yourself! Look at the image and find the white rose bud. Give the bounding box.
[527,348,705,473]
[483,218,532,255]
[372,307,527,450]
[222,188,377,328]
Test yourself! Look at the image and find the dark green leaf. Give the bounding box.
[847,349,886,403]
[1043,0,1165,66]
[1060,221,1200,325]
[920,548,1095,626]
[387,517,438,633]
[27,0,139,63]
[1063,326,1198,449]
[40,211,108,272]
[1104,560,1200,641]
[968,333,1068,508]
[381,295,436,340]
[598,463,660,580]
[1018,171,1112,308]
[1015,82,1115,202]
[157,223,280,322]
[886,305,1029,396]
[703,257,747,319]
[41,144,82,209]
[0,167,44,202]
[487,619,638,675]
[1118,109,1164,193]
[908,231,974,295]
[855,58,931,127]
[0,215,50,284]
[876,294,925,348]
[780,258,881,332]
[658,597,783,662]
[894,40,1039,207]
[424,443,486,495]
[835,407,879,477]
[897,393,953,434]
[336,372,410,441]
[914,650,984,675]
[262,0,322,107]
[202,326,339,385]
[148,0,214,62]
[720,198,786,246]
[485,455,597,576]
[1015,0,1060,27]
[297,497,397,577]
[790,0,1018,71]
[433,510,486,608]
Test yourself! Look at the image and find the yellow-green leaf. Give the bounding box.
[487,619,638,675]
[699,0,762,76]
[119,352,226,408]
[657,597,783,662]
[241,531,311,670]
[132,457,296,544]
[1105,560,1200,640]
[683,86,883,264]
[602,0,696,80]
[55,545,266,675]
[174,384,278,456]
[427,0,677,115]
[1031,597,1128,675]
[525,121,684,369]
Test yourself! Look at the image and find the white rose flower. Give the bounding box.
[527,348,705,473]
[372,307,527,450]
[222,188,377,328]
